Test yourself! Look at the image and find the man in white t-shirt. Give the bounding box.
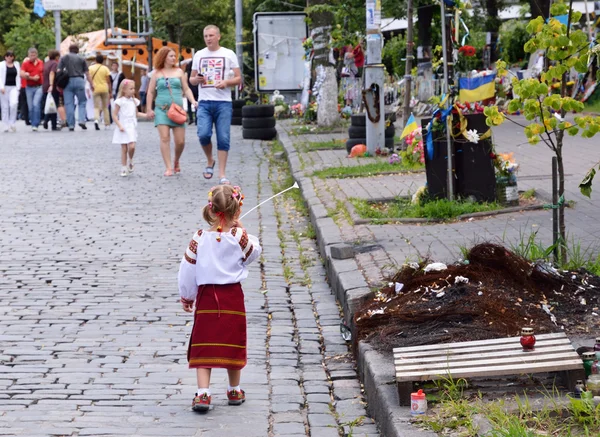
[190,24,241,185]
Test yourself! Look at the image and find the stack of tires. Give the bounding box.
[232,99,245,126]
[346,112,397,154]
[242,104,277,140]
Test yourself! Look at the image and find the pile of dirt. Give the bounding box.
[354,243,600,351]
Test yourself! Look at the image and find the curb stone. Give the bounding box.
[278,126,426,436]
[358,343,438,437]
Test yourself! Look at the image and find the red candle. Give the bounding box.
[520,327,536,350]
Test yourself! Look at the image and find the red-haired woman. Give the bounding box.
[146,47,197,176]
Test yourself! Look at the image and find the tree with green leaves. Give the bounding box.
[4,15,55,59]
[0,0,31,54]
[484,0,600,263]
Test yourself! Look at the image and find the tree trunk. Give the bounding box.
[529,0,551,19]
[556,144,567,264]
[484,0,502,62]
[308,1,339,127]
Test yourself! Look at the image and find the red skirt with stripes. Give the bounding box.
[187,283,247,370]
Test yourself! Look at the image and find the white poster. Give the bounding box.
[43,0,97,10]
[366,0,376,29]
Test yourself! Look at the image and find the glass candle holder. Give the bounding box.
[520,327,536,350]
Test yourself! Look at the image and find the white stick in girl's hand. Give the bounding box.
[240,182,299,219]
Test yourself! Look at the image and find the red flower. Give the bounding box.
[490,153,496,159]
[459,45,476,57]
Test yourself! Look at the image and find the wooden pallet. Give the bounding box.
[393,332,585,406]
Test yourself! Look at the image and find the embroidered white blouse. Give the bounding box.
[178,227,262,302]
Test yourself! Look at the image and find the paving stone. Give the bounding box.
[0,123,380,437]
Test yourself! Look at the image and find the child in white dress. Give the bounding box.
[112,79,147,177]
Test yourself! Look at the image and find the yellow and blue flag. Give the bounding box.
[400,113,418,139]
[458,74,496,103]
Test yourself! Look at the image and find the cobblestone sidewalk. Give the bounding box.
[0,122,379,437]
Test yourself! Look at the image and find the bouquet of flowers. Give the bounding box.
[492,151,519,181]
[290,103,304,118]
[400,127,425,165]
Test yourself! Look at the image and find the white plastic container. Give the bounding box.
[411,389,427,415]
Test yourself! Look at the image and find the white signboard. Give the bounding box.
[43,0,97,10]
[254,13,307,92]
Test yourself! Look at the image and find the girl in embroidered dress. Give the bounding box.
[178,184,261,413]
[112,79,147,177]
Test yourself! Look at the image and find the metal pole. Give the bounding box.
[128,0,131,33]
[54,11,61,51]
[136,0,140,34]
[402,0,414,127]
[584,0,593,41]
[365,0,385,155]
[235,0,243,98]
[440,0,454,200]
[552,157,559,262]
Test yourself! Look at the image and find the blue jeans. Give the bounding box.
[63,77,87,128]
[25,86,43,128]
[196,101,233,151]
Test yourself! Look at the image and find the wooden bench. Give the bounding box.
[393,332,585,406]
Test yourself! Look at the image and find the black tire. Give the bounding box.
[243,127,277,140]
[346,138,394,153]
[231,116,242,126]
[351,112,397,127]
[233,108,243,118]
[348,125,366,138]
[351,114,366,127]
[242,117,276,129]
[242,104,275,118]
[348,125,394,139]
[233,99,246,109]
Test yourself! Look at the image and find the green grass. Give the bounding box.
[303,139,346,151]
[521,188,536,200]
[584,99,600,114]
[313,161,424,179]
[504,229,600,275]
[351,197,502,220]
[290,121,350,135]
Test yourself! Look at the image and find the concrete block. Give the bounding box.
[330,244,354,260]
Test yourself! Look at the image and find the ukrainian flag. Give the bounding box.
[400,113,418,139]
[458,74,496,103]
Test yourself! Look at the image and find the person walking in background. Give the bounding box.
[139,69,149,112]
[0,50,21,132]
[184,60,198,125]
[146,47,197,177]
[112,79,147,177]
[190,25,241,185]
[108,61,125,125]
[20,48,44,131]
[89,54,111,130]
[58,44,94,131]
[178,184,261,413]
[42,50,60,131]
[18,74,29,126]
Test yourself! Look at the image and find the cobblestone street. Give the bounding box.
[0,122,378,437]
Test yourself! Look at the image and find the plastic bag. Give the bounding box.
[44,94,57,114]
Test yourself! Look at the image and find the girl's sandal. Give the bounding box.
[174,161,181,173]
[164,169,174,177]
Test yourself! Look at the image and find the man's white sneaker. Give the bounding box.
[94,120,100,130]
[120,166,129,177]
[128,162,134,173]
[9,126,16,132]
[32,127,38,132]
